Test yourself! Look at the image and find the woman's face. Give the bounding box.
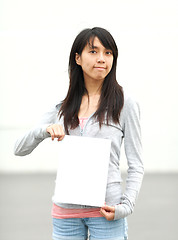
[75,37,114,83]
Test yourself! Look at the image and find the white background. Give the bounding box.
[0,0,178,172]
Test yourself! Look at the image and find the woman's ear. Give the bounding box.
[75,53,81,65]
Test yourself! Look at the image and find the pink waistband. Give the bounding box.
[52,203,103,219]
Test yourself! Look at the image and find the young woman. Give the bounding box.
[14,27,144,240]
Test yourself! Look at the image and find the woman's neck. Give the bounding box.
[78,78,103,118]
[84,78,103,97]
[78,94,100,118]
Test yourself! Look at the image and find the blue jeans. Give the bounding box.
[52,217,128,240]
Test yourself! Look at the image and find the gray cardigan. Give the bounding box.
[14,95,144,220]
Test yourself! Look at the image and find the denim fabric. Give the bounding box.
[52,217,128,240]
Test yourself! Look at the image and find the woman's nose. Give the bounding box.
[97,53,105,63]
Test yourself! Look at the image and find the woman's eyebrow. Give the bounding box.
[88,44,98,49]
[88,43,112,51]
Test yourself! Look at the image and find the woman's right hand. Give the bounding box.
[46,124,65,141]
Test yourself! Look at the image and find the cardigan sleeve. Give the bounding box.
[14,105,59,156]
[114,97,144,220]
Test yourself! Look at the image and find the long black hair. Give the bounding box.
[59,27,124,134]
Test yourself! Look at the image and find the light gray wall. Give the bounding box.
[1,0,178,172]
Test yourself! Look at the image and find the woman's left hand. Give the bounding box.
[100,205,115,221]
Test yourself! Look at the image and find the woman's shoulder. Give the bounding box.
[46,102,62,115]
[55,102,62,111]
[120,92,141,124]
[36,102,62,125]
[123,91,140,111]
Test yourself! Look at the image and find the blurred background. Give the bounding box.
[0,0,178,239]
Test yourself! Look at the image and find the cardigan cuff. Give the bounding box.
[114,203,132,220]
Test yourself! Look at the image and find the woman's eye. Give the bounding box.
[90,50,96,54]
[106,51,112,55]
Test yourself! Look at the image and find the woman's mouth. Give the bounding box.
[94,67,106,70]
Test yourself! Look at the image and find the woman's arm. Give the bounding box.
[100,97,144,221]
[14,105,63,156]
[114,97,144,220]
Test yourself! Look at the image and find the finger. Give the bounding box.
[101,205,115,212]
[51,125,63,138]
[47,124,65,141]
[56,125,65,141]
[47,127,55,140]
[59,125,65,136]
[100,208,114,221]
[51,129,55,140]
[57,135,65,141]
[100,208,107,216]
[100,208,110,217]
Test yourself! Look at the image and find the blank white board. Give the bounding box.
[52,135,111,207]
